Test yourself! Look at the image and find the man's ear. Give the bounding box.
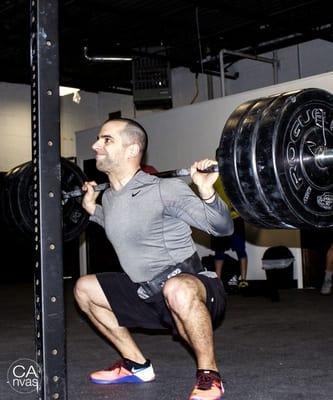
[127,143,140,159]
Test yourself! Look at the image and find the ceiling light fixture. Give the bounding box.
[59,86,81,104]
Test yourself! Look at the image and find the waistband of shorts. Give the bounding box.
[137,252,204,299]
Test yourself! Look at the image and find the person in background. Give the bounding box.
[211,176,248,289]
[141,163,158,174]
[320,243,333,295]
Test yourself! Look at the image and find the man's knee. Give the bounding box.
[74,275,97,311]
[163,275,204,313]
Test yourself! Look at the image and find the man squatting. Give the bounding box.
[74,118,233,400]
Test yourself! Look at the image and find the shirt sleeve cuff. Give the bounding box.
[89,204,105,227]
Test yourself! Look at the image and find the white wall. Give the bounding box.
[0,78,194,172]
[0,83,133,171]
[226,39,333,95]
[0,83,31,170]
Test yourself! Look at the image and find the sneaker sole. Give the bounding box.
[90,376,154,384]
[190,397,223,400]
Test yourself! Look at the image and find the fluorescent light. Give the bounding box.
[59,86,80,96]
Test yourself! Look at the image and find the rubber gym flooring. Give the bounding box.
[1,281,333,400]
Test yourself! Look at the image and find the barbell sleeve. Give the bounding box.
[62,165,219,199]
[315,147,333,168]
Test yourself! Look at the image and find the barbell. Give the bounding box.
[1,87,332,242]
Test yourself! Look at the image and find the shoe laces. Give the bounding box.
[196,371,220,390]
[106,360,124,372]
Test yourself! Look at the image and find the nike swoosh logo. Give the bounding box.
[132,191,141,197]
[131,367,145,373]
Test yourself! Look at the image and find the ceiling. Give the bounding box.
[1,0,333,94]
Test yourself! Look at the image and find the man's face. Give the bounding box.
[92,121,129,173]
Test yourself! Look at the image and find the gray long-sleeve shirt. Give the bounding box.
[91,170,233,282]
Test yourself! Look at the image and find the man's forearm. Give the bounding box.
[83,202,97,216]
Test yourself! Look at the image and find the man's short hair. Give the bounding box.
[105,117,148,157]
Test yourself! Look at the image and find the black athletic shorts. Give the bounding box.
[96,271,227,336]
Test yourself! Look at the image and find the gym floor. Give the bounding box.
[1,281,333,400]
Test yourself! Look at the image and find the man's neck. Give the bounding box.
[107,166,141,191]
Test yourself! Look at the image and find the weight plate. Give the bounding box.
[61,158,90,242]
[276,89,333,228]
[3,163,33,237]
[0,170,19,234]
[1,158,89,242]
[219,96,287,228]
[234,95,290,228]
[256,88,333,229]
[219,99,260,224]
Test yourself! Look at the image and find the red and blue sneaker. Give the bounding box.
[89,358,155,384]
[189,370,225,400]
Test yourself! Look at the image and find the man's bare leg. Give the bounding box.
[240,257,248,281]
[163,274,217,371]
[214,259,224,280]
[74,274,146,363]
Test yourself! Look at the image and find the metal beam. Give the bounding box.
[30,0,67,398]
[219,48,279,97]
